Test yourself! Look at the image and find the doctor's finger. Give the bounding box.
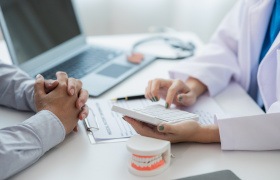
[165,80,189,108]
[176,92,197,107]
[123,117,168,139]
[145,80,153,100]
[150,79,172,101]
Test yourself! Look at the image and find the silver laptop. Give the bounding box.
[0,0,155,96]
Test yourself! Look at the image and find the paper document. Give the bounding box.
[85,94,227,144]
[181,94,227,124]
[86,98,152,142]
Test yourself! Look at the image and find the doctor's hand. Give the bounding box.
[124,116,220,143]
[43,73,89,121]
[145,77,207,108]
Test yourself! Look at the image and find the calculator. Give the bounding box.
[112,104,199,125]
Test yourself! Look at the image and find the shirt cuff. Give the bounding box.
[22,110,66,154]
[217,118,235,150]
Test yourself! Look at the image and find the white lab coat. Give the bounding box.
[169,0,280,150]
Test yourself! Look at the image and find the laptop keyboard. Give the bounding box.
[41,46,123,79]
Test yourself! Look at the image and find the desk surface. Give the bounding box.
[0,33,278,180]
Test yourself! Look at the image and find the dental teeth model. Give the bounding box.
[126,135,171,176]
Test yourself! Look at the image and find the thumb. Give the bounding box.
[157,123,177,133]
[34,74,46,97]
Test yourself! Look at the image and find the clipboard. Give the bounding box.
[83,107,100,144]
[83,108,128,144]
[83,108,130,144]
[83,99,150,144]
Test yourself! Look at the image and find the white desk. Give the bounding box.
[0,33,278,180]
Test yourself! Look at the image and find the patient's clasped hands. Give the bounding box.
[35,71,89,134]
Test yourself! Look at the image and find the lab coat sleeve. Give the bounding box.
[169,0,245,96]
[0,110,65,179]
[0,61,36,112]
[218,101,280,150]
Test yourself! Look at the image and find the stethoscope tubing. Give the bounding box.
[131,35,195,60]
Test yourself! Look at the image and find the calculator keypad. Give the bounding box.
[134,105,197,122]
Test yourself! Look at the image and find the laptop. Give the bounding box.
[0,0,155,96]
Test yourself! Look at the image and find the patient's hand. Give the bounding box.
[43,74,89,120]
[35,72,88,134]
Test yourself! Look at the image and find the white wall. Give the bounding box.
[172,0,236,42]
[74,0,236,42]
[0,0,236,42]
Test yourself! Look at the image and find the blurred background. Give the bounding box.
[0,0,236,43]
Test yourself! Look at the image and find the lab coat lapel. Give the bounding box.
[275,35,280,100]
[248,0,274,66]
[258,33,280,109]
[240,0,274,90]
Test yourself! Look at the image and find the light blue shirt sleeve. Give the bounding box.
[0,61,36,111]
[0,62,66,179]
[0,110,66,179]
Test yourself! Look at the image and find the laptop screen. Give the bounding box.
[0,0,81,64]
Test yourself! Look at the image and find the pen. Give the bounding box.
[111,95,145,101]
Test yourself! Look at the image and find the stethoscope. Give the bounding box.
[130,35,196,60]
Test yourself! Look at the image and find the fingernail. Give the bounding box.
[152,97,156,101]
[158,125,164,131]
[150,98,154,102]
[36,74,42,79]
[122,117,126,121]
[81,114,85,120]
[178,95,183,102]
[154,96,158,101]
[70,89,75,96]
[165,102,169,109]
